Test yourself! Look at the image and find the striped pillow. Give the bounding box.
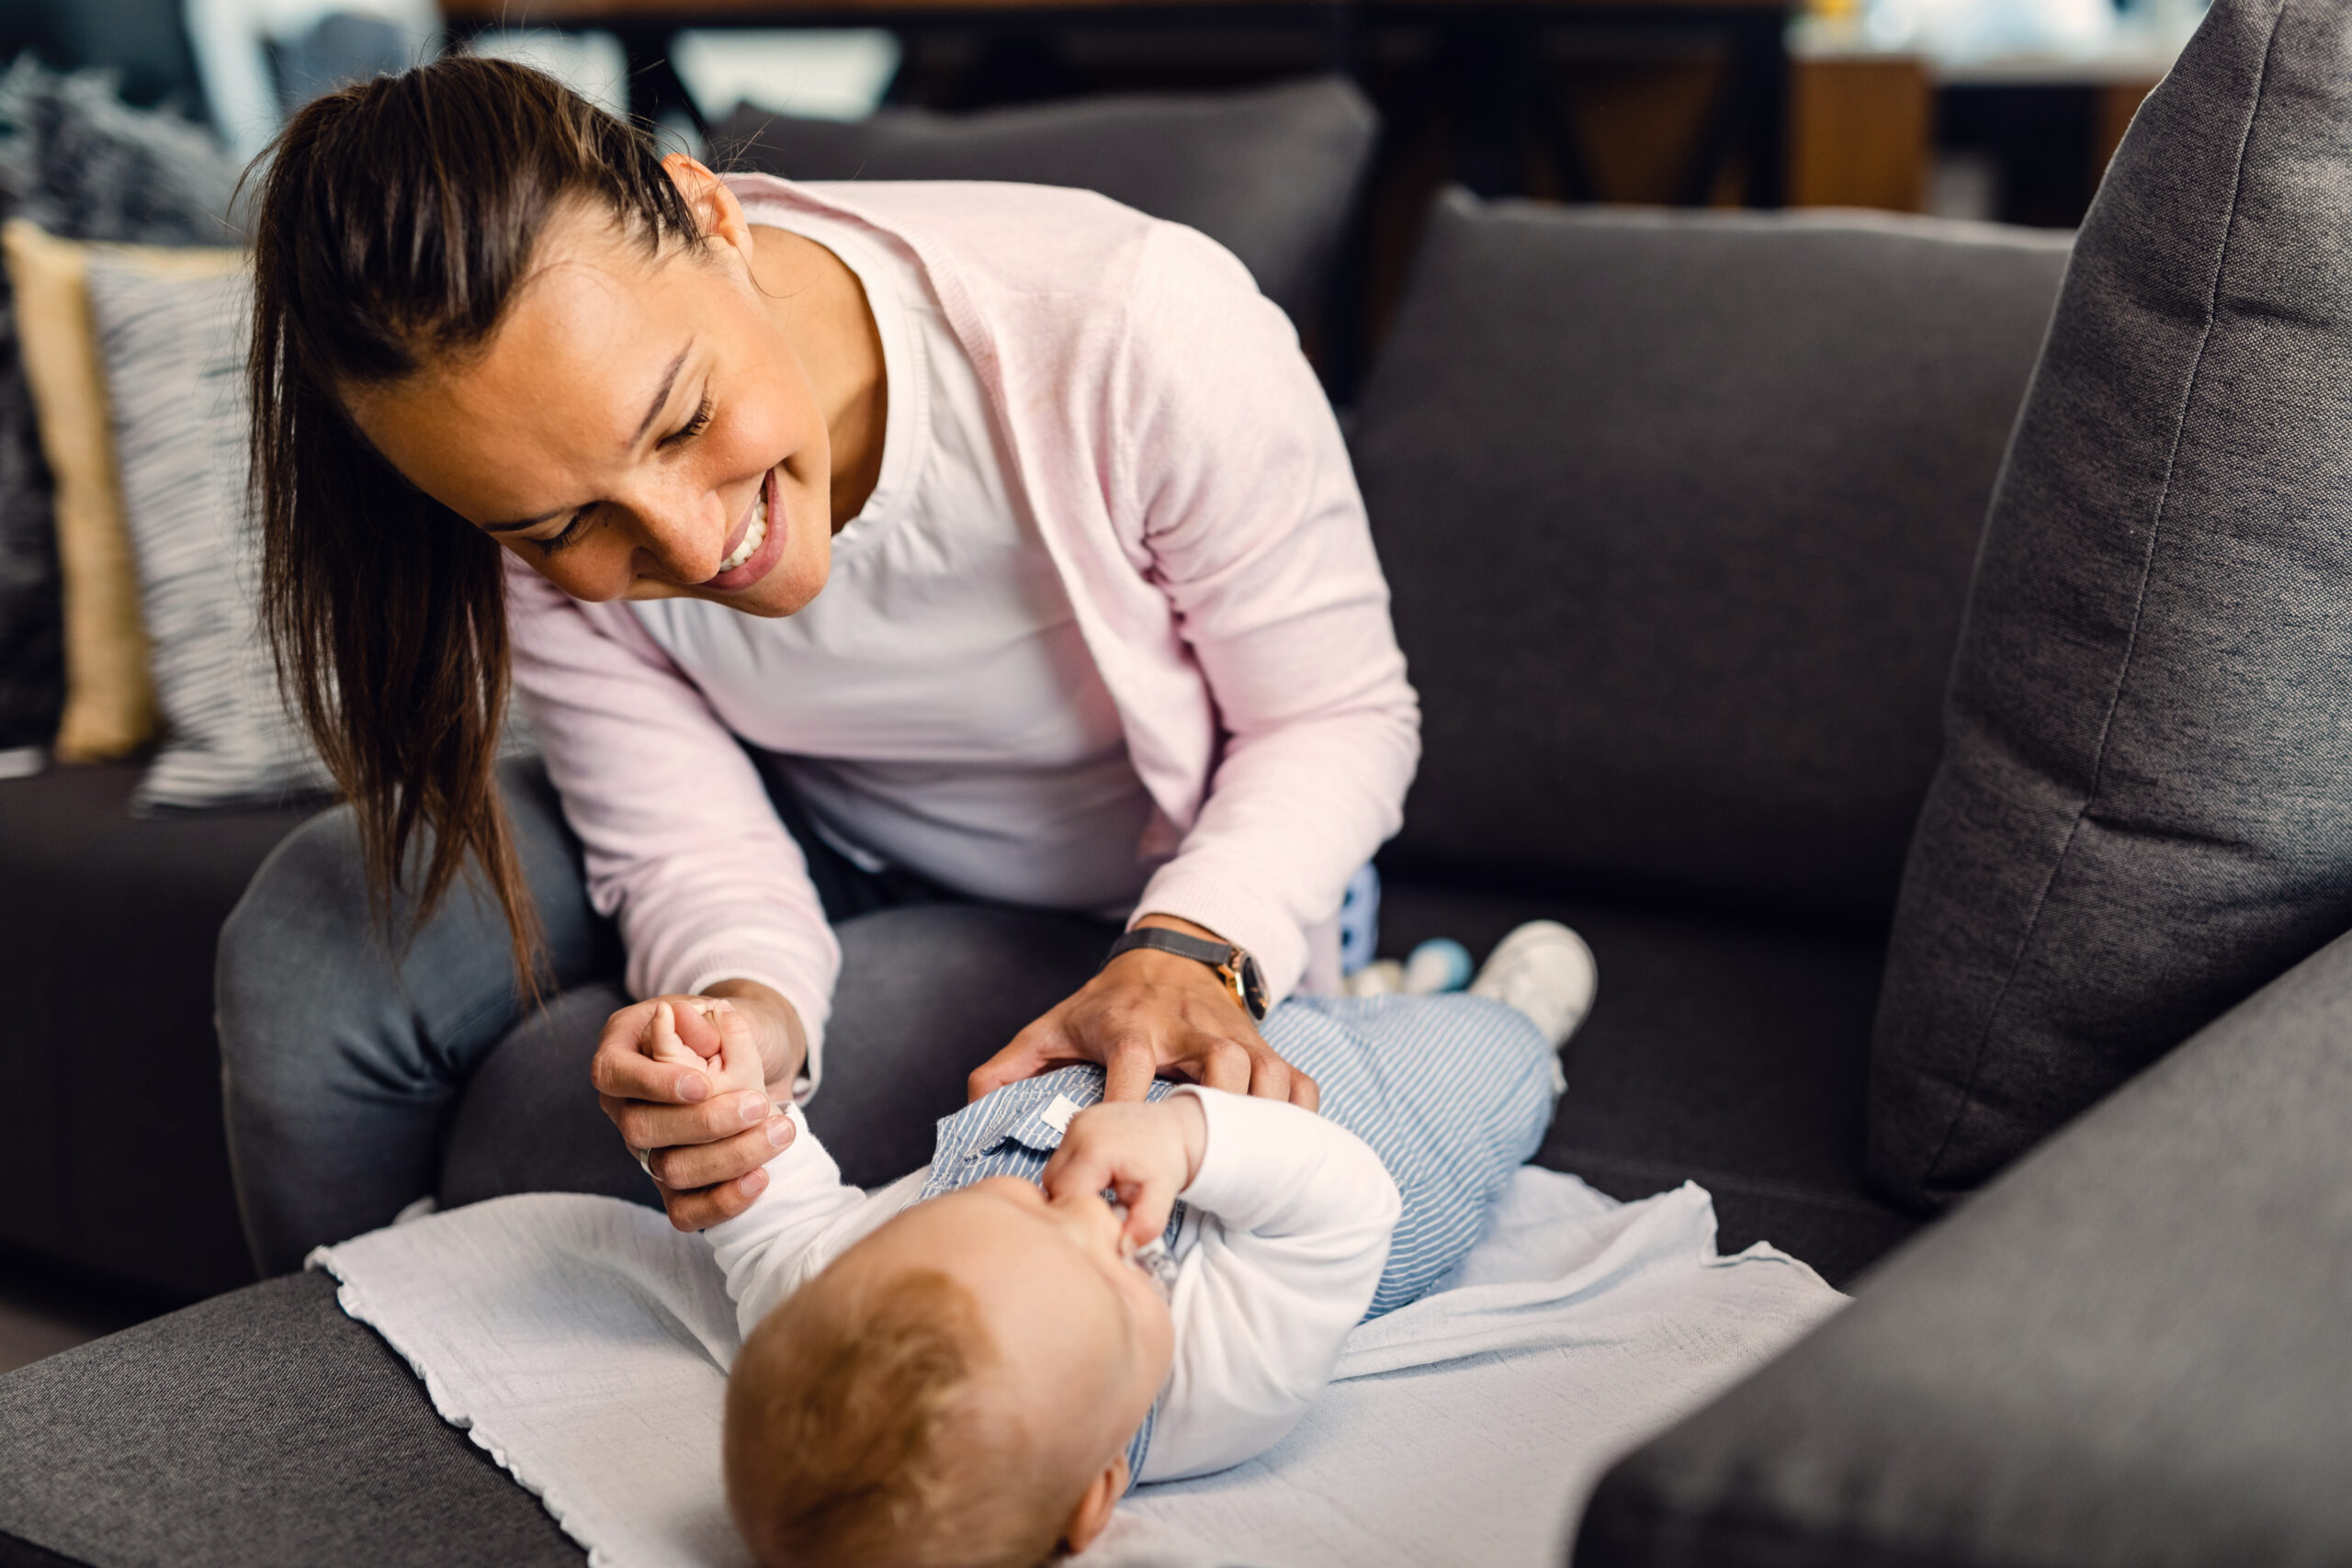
[85,258,333,811]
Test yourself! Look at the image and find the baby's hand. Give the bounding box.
[647,1001,767,1100]
[1041,1094,1209,1249]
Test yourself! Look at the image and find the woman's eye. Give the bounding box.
[538,509,594,554]
[662,394,715,448]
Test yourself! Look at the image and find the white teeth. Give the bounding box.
[718,489,767,574]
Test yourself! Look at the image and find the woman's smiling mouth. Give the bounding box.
[701,467,784,590]
[716,486,767,573]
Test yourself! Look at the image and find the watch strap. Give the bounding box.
[1106,928,1234,969]
[1103,928,1269,1020]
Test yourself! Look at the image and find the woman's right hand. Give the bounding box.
[592,981,807,1231]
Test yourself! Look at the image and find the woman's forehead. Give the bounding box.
[493,220,690,381]
[368,243,693,447]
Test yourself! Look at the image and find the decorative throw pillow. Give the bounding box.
[1869,0,2352,1211]
[2,222,245,762]
[711,76,1376,329]
[0,60,242,761]
[86,259,335,812]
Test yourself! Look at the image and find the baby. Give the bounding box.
[657,920,1594,1568]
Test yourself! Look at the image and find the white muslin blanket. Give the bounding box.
[312,1170,1844,1568]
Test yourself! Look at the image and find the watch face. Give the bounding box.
[1237,950,1270,1020]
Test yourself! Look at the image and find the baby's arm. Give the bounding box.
[679,1007,871,1342]
[1138,1091,1402,1482]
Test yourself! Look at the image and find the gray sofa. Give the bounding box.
[9,1,2348,1559]
[0,197,2069,1568]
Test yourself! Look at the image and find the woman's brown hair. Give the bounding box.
[249,57,698,982]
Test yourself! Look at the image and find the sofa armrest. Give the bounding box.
[1571,926,2352,1568]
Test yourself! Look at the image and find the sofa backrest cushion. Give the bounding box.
[1357,195,2068,925]
[709,76,1375,327]
[1869,0,2352,1211]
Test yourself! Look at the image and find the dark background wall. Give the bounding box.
[0,0,204,109]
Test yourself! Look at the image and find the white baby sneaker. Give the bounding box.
[1469,920,1598,1051]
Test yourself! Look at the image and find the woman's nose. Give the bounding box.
[623,494,724,584]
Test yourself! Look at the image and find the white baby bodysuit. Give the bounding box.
[703,1088,1402,1483]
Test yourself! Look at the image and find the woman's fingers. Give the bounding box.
[977,960,1317,1111]
[1196,1037,1259,1097]
[967,1017,1077,1102]
[647,1114,794,1192]
[659,1162,771,1232]
[592,1038,709,1109]
[1100,1033,1159,1102]
[1239,1043,1293,1104]
[593,1002,709,1104]
[605,1082,776,1153]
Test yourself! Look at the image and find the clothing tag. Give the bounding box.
[1039,1093,1084,1134]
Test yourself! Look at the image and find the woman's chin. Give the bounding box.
[716,535,829,618]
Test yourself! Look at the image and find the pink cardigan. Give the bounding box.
[507,175,1419,1069]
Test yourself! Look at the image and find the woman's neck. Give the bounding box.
[748,223,887,533]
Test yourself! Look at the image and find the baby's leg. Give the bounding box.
[1263,991,1566,1316]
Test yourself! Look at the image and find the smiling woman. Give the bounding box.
[220,56,1419,1276]
[345,181,871,614]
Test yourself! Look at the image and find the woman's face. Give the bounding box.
[345,169,831,618]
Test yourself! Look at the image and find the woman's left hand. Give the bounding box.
[966,916,1318,1110]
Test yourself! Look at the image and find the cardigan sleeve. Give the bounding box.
[1113,228,1421,999]
[504,559,842,1086]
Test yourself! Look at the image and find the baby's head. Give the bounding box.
[724,1175,1176,1568]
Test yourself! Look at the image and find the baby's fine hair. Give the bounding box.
[722,1264,1076,1568]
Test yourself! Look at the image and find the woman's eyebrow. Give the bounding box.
[481,341,694,533]
[630,342,694,445]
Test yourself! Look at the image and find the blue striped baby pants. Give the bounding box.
[915,991,1559,1318]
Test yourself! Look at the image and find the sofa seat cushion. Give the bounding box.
[1381,881,1921,1288]
[0,1271,582,1568]
[0,764,311,1297]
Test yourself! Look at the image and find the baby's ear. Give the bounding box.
[1057,1454,1127,1556]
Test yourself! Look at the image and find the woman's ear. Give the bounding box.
[1057,1453,1128,1556]
[660,152,753,259]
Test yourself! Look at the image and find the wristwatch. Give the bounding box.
[1104,928,1270,1021]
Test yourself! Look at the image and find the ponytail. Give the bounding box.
[249,57,699,983]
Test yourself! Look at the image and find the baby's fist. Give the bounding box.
[1042,1093,1209,1247]
[648,1001,767,1099]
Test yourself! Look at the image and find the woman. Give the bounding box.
[217,57,1417,1273]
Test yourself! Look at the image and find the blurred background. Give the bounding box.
[0,0,2206,286]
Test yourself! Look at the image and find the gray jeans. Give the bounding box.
[217,757,1116,1276]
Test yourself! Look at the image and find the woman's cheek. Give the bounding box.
[497,536,634,604]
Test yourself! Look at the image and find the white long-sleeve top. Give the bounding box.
[704,1088,1403,1483]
